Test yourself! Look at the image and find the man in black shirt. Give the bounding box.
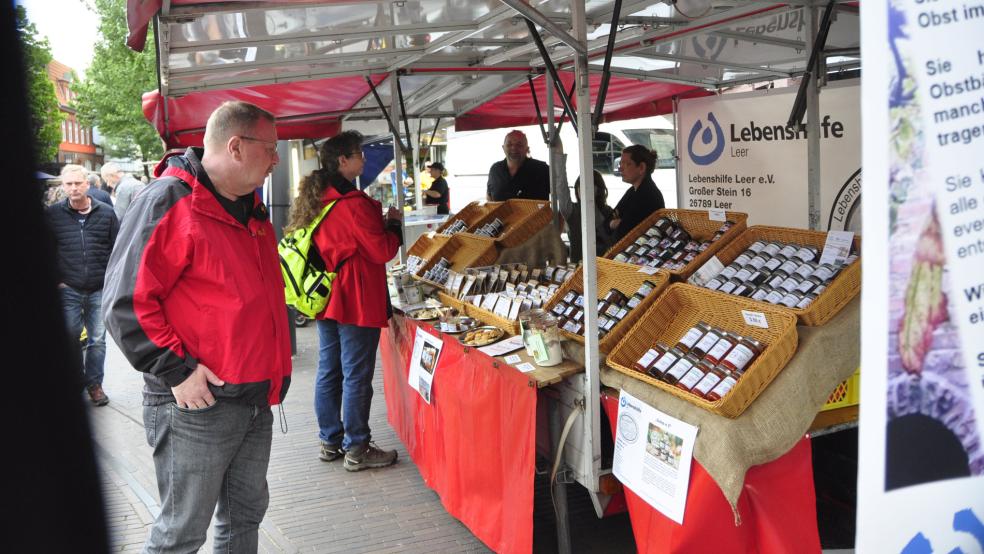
[486,130,550,201]
[423,161,450,214]
[610,144,665,242]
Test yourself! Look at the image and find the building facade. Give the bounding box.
[47,59,103,171]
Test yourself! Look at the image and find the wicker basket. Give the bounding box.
[434,201,502,235]
[603,209,748,282]
[413,234,498,289]
[407,232,448,261]
[607,283,798,418]
[706,225,861,326]
[466,199,554,248]
[460,299,522,335]
[542,258,670,353]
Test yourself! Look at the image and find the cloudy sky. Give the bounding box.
[18,0,99,76]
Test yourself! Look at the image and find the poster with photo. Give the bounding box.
[408,327,443,404]
[857,2,984,551]
[612,390,698,524]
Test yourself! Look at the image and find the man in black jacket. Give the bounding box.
[486,130,550,201]
[47,164,119,406]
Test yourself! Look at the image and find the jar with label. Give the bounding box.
[762,242,783,256]
[705,277,725,291]
[794,245,819,263]
[779,291,802,307]
[747,255,769,270]
[698,241,711,252]
[717,278,740,295]
[778,276,801,293]
[653,217,674,236]
[551,302,567,317]
[704,332,737,365]
[778,258,801,275]
[704,370,739,401]
[720,337,763,374]
[676,360,713,392]
[525,311,564,366]
[812,263,840,283]
[676,322,709,354]
[645,227,663,238]
[692,364,728,398]
[690,326,722,358]
[563,291,577,304]
[763,254,786,272]
[719,264,740,280]
[794,261,817,279]
[614,252,629,263]
[813,283,828,295]
[734,252,753,266]
[663,354,699,385]
[734,265,754,282]
[731,282,754,297]
[778,243,799,258]
[750,285,772,302]
[647,346,682,379]
[603,318,617,332]
[796,293,818,309]
[670,227,691,242]
[766,269,790,289]
[747,270,768,286]
[627,293,645,309]
[604,289,626,305]
[764,288,785,304]
[796,276,822,295]
[747,240,767,254]
[635,236,649,245]
[635,342,669,372]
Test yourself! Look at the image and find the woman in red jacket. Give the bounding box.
[286,130,403,471]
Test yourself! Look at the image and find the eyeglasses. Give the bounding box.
[346,151,365,159]
[239,135,278,155]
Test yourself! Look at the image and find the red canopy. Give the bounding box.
[143,74,386,149]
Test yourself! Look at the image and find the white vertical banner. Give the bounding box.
[677,83,861,230]
[858,1,984,552]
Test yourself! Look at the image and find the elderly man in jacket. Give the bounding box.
[47,164,119,406]
[103,101,291,553]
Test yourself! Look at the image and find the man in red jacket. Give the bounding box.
[103,101,291,553]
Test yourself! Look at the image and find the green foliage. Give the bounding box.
[16,6,62,163]
[74,0,163,163]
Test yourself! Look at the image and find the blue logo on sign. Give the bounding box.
[620,397,627,408]
[688,112,726,166]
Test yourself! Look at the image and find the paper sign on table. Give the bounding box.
[407,327,444,404]
[688,256,724,287]
[819,230,855,266]
[478,335,525,357]
[504,354,522,365]
[515,362,537,373]
[613,389,698,524]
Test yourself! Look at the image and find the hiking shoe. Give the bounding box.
[319,442,345,462]
[87,384,109,407]
[343,442,397,471]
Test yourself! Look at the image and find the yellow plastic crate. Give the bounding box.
[821,369,860,411]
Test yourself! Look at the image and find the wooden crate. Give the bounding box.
[607,283,798,418]
[603,209,748,282]
[542,258,670,353]
[434,201,501,235]
[412,234,498,289]
[706,225,861,326]
[466,199,553,248]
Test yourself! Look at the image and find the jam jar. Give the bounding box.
[704,370,739,401]
[648,346,683,379]
[690,326,722,359]
[663,354,699,385]
[635,341,668,373]
[720,337,763,374]
[692,364,728,398]
[704,331,737,365]
[676,322,710,354]
[676,360,713,392]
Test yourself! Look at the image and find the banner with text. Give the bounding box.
[857,1,984,552]
[678,83,861,230]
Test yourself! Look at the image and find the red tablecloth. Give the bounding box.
[381,316,537,554]
[601,391,821,553]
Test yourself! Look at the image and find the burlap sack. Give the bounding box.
[599,297,860,519]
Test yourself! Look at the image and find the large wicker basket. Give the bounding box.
[434,201,502,235]
[608,283,798,418]
[708,225,861,326]
[458,297,522,335]
[407,232,448,262]
[412,234,498,289]
[466,199,554,248]
[542,258,670,353]
[603,209,748,282]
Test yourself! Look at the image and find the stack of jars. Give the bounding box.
[550,280,660,339]
[612,217,735,272]
[473,218,505,238]
[701,240,858,309]
[406,255,426,275]
[633,321,764,402]
[422,257,451,283]
[440,219,469,236]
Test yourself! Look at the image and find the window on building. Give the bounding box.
[61,120,67,142]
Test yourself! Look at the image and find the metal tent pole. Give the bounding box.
[391,72,407,261]
[806,6,822,230]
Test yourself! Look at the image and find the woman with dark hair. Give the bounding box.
[609,144,665,242]
[286,130,403,471]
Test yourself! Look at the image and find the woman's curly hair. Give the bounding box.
[285,130,363,233]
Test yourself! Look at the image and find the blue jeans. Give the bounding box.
[315,319,381,450]
[142,401,273,553]
[60,286,106,387]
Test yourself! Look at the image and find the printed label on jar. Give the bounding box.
[651,351,680,374]
[718,280,738,294]
[637,348,662,369]
[723,344,755,371]
[679,327,704,348]
[678,367,706,389]
[765,289,786,304]
[693,332,720,354]
[706,338,734,361]
[708,375,737,398]
[693,372,723,395]
[665,357,695,380]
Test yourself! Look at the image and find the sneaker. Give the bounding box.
[87,384,109,407]
[343,442,398,471]
[319,442,344,462]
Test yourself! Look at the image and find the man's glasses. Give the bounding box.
[239,135,278,156]
[347,151,365,159]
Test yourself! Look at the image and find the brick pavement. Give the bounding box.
[88,324,634,553]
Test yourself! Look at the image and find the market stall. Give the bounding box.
[128,1,864,552]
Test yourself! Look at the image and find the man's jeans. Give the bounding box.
[60,286,106,387]
[315,319,381,450]
[142,401,273,553]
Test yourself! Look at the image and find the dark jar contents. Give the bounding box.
[647,347,684,379]
[663,354,698,385]
[634,342,668,373]
[676,322,710,354]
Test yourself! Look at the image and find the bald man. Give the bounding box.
[486,129,550,201]
[103,101,291,553]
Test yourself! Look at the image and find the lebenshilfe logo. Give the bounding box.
[688,112,726,166]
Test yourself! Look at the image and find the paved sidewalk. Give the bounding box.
[89,324,634,553]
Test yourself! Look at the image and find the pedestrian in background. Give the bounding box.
[103,101,292,553]
[47,164,119,406]
[101,162,146,219]
[86,172,113,206]
[286,130,402,472]
[423,161,450,214]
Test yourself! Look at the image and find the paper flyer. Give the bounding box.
[408,326,443,404]
[612,390,698,524]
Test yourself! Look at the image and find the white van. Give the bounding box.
[444,115,677,212]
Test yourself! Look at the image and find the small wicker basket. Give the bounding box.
[434,201,502,236]
[607,283,798,418]
[466,199,553,248]
[603,209,748,282]
[412,234,498,289]
[542,258,670,353]
[707,225,861,326]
